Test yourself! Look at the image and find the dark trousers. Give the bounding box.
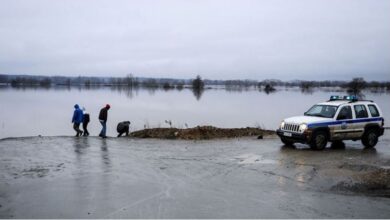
[117,129,129,137]
[73,123,82,136]
[99,120,107,137]
[82,122,89,136]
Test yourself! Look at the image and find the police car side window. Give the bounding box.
[337,106,352,120]
[368,105,380,117]
[354,105,368,118]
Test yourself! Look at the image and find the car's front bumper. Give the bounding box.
[276,129,311,144]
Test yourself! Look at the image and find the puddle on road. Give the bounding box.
[234,153,277,165]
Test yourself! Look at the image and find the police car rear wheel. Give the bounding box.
[310,131,328,150]
[362,129,379,148]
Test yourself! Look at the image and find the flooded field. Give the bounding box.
[0,86,389,139]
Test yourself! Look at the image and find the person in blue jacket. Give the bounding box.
[72,104,84,137]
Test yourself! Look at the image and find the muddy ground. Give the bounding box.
[0,132,390,218]
[129,126,275,139]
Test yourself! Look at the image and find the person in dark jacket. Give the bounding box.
[72,104,83,137]
[82,107,90,136]
[117,121,131,137]
[98,104,110,138]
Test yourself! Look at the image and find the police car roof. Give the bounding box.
[317,100,374,106]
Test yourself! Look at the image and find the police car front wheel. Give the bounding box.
[310,131,328,150]
[362,129,379,148]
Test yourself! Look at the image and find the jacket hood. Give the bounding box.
[74,104,79,109]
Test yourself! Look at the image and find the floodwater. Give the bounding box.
[0,86,389,138]
[0,134,389,218]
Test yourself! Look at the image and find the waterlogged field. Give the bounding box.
[0,86,389,138]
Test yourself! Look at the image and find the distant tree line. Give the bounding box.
[1,74,389,93]
[0,74,191,90]
[0,76,53,87]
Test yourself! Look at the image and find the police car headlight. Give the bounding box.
[299,124,307,133]
[280,121,285,129]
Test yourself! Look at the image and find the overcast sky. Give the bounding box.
[0,0,389,80]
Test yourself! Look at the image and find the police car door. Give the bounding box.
[334,105,353,140]
[352,104,369,138]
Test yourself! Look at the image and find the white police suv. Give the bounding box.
[276,96,385,150]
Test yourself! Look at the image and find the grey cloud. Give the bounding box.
[0,0,389,80]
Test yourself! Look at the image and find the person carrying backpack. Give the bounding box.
[72,104,83,137]
[82,107,90,136]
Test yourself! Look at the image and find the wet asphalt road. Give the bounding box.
[0,133,390,218]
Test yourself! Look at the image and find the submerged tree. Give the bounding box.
[347,77,366,95]
[162,82,173,90]
[175,81,184,91]
[192,75,204,90]
[192,75,205,100]
[264,84,275,94]
[125,73,139,87]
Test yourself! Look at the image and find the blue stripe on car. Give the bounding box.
[307,117,383,128]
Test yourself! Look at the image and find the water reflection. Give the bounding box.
[263,86,276,94]
[111,86,140,99]
[2,84,390,100]
[72,136,91,201]
[225,86,253,92]
[300,87,314,95]
[99,139,112,204]
[191,87,204,100]
[73,137,90,155]
[276,150,311,189]
[70,138,113,210]
[100,139,111,171]
[279,143,378,156]
[347,91,366,100]
[71,137,111,171]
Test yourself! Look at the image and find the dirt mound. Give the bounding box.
[130,126,275,140]
[331,164,390,197]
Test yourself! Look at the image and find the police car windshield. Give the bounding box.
[304,105,338,118]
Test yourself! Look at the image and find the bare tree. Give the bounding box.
[347,77,366,95]
[192,75,205,100]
